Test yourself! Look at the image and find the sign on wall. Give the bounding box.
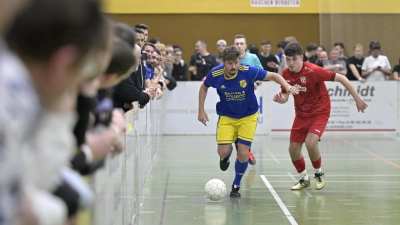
[251,0,300,7]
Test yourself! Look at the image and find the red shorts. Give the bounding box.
[290,114,329,143]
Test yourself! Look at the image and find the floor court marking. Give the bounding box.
[287,172,313,197]
[334,134,400,170]
[260,175,298,225]
[265,149,281,164]
[159,171,170,225]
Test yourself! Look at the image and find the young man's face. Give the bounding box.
[217,44,226,54]
[371,49,380,58]
[144,45,154,63]
[354,47,363,59]
[234,38,247,54]
[319,51,328,61]
[140,28,148,42]
[149,52,159,68]
[316,46,323,56]
[136,33,145,48]
[329,50,339,61]
[223,59,239,76]
[173,50,182,62]
[195,41,204,53]
[261,44,271,54]
[286,55,303,73]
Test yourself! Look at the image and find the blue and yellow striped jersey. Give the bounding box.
[204,63,267,118]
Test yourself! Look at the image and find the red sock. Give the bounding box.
[311,156,322,169]
[292,156,306,173]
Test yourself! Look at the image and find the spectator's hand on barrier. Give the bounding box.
[189,66,195,72]
[359,78,366,83]
[254,81,262,90]
[156,88,163,99]
[355,97,368,113]
[111,140,124,157]
[86,131,113,161]
[111,109,126,134]
[198,110,209,126]
[144,88,155,100]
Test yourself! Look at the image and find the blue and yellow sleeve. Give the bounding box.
[203,71,213,88]
[251,67,267,82]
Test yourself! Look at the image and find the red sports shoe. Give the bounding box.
[248,151,256,165]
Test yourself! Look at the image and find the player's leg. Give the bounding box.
[217,116,236,171]
[289,116,311,190]
[230,113,257,197]
[234,138,256,166]
[305,115,329,190]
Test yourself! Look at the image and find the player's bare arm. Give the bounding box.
[264,72,299,95]
[272,92,289,104]
[334,73,368,113]
[198,83,209,126]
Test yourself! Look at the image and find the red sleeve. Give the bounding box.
[312,65,336,82]
[280,69,288,94]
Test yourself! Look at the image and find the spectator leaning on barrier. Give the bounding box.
[303,43,318,64]
[315,50,328,68]
[392,57,400,81]
[334,42,348,63]
[361,41,391,81]
[6,0,113,224]
[258,40,279,72]
[323,48,347,75]
[216,39,227,64]
[134,28,145,48]
[189,40,219,81]
[346,44,366,82]
[172,48,188,81]
[134,23,149,43]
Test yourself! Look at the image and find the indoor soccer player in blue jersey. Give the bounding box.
[198,46,299,197]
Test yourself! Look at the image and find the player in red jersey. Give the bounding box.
[273,42,368,190]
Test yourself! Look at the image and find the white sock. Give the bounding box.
[300,170,309,180]
[315,168,322,174]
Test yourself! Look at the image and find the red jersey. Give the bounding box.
[281,62,336,118]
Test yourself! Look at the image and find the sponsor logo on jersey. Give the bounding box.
[300,76,306,84]
[239,79,247,88]
[294,84,307,92]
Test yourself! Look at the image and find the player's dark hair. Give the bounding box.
[261,40,271,46]
[6,0,109,62]
[221,46,240,61]
[318,45,325,51]
[284,42,303,57]
[306,43,318,52]
[134,23,149,31]
[334,42,345,49]
[233,34,246,43]
[105,38,135,76]
[114,23,136,49]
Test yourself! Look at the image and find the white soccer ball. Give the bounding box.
[205,179,227,201]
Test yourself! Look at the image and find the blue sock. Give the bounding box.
[221,146,233,160]
[233,159,249,186]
